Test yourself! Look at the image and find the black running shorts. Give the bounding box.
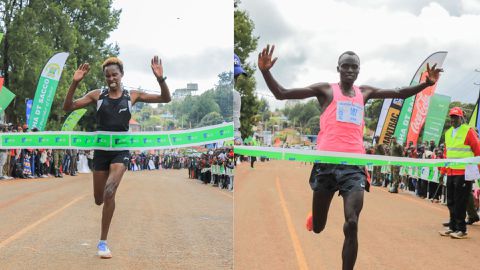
[93,150,130,171]
[309,163,368,195]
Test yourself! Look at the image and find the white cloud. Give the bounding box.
[107,0,232,93]
[239,0,480,109]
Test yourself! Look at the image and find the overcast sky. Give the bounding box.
[238,0,480,109]
[107,0,232,94]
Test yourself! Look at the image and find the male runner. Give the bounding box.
[258,44,441,270]
[63,56,171,258]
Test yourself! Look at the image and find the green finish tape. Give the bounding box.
[0,123,233,150]
[234,146,480,168]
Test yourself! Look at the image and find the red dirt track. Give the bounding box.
[234,160,480,270]
[0,169,232,270]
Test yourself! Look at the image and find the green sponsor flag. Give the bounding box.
[422,94,451,145]
[61,109,87,131]
[0,86,16,113]
[470,105,477,128]
[28,52,69,131]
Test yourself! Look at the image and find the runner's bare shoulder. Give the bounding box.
[309,82,333,97]
[86,89,102,102]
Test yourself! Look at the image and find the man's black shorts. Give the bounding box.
[309,163,368,195]
[93,150,130,171]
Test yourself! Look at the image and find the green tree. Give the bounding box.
[235,3,260,139]
[198,111,223,127]
[364,99,383,131]
[258,97,271,122]
[0,0,120,130]
[211,71,233,121]
[283,100,319,132]
[305,116,320,135]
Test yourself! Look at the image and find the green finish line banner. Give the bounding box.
[234,146,480,168]
[0,123,233,150]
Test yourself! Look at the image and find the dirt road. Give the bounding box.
[235,160,480,270]
[0,169,232,270]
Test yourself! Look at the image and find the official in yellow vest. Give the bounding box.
[439,107,480,239]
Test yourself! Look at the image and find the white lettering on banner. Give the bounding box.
[411,95,430,134]
[38,78,50,104]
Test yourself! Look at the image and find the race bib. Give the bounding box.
[336,101,363,125]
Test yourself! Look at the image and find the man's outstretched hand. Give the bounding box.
[258,44,278,72]
[425,63,443,86]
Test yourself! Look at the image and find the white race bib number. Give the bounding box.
[336,101,363,125]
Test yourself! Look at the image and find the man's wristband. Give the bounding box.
[158,76,167,83]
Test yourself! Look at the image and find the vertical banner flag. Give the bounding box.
[25,99,33,125]
[405,71,443,145]
[394,52,448,145]
[376,52,448,145]
[469,90,479,133]
[61,109,87,131]
[0,86,16,113]
[373,98,391,143]
[28,52,69,131]
[422,94,451,145]
[378,98,403,145]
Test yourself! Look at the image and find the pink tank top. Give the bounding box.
[316,83,365,154]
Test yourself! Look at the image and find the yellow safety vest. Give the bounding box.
[445,124,474,169]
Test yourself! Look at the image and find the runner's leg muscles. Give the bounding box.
[93,170,109,205]
[312,189,335,233]
[101,163,127,240]
[342,190,364,270]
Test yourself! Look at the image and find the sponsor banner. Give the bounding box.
[394,52,448,145]
[406,71,442,145]
[61,109,87,131]
[26,99,33,125]
[28,52,69,130]
[0,122,233,150]
[373,99,392,142]
[469,91,479,132]
[378,98,402,145]
[234,146,480,168]
[423,94,451,145]
[0,86,16,113]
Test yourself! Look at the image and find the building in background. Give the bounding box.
[172,83,198,99]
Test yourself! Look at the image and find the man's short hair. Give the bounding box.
[102,57,124,75]
[338,51,360,64]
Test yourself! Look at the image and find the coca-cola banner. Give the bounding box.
[394,51,448,145]
[405,71,441,145]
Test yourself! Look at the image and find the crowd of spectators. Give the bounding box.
[1,123,235,191]
[366,136,480,225]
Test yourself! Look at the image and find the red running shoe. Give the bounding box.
[306,212,313,231]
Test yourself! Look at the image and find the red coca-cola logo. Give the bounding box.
[411,94,431,134]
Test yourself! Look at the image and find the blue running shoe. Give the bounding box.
[97,241,112,259]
